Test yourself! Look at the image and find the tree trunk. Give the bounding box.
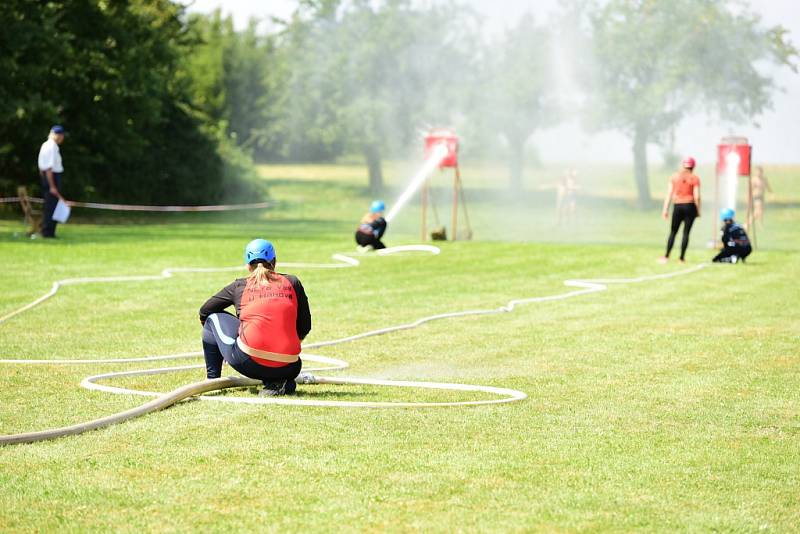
[364,143,384,192]
[508,137,524,190]
[632,126,651,208]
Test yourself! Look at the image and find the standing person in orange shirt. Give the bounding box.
[659,157,701,263]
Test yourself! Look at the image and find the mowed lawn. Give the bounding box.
[0,164,798,532]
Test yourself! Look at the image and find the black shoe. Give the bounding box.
[285,379,296,395]
[259,379,296,397]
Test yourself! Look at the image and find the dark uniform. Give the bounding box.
[712,222,751,263]
[355,216,388,249]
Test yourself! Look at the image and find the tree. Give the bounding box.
[182,11,276,157]
[587,0,798,207]
[486,14,558,189]
[271,0,475,191]
[0,0,261,204]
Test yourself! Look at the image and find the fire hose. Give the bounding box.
[0,245,706,445]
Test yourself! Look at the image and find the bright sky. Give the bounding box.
[186,0,800,163]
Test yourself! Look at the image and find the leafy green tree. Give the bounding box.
[587,0,798,206]
[0,0,260,204]
[485,14,558,189]
[266,2,348,163]
[182,11,276,156]
[271,0,475,191]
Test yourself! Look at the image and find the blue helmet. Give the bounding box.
[720,208,735,221]
[244,238,276,265]
[370,200,385,213]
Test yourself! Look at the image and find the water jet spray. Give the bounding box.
[713,137,755,246]
[387,128,472,241]
[385,143,449,223]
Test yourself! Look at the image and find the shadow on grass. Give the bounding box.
[202,385,386,400]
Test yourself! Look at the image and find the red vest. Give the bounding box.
[238,274,300,367]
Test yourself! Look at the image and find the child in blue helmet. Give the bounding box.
[712,209,752,264]
[355,200,388,250]
[198,239,311,396]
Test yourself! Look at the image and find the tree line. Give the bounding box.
[0,0,258,204]
[1,0,796,205]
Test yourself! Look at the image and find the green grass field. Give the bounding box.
[1,163,799,532]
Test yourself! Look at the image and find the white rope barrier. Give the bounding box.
[0,197,41,204]
[0,196,270,211]
[0,244,707,445]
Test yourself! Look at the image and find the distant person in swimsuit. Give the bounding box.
[556,168,579,225]
[659,157,701,263]
[355,200,387,250]
[752,166,772,225]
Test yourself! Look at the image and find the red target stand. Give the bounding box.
[712,137,755,248]
[421,128,472,241]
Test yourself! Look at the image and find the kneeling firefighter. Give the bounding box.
[712,209,752,264]
[199,239,311,396]
[355,200,388,250]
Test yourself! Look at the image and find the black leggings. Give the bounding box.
[355,231,385,249]
[201,312,301,383]
[665,203,697,260]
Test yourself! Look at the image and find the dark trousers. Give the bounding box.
[201,312,302,383]
[39,172,62,237]
[713,245,752,263]
[665,203,697,260]
[355,231,386,249]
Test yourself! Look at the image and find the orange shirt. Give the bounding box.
[671,172,700,204]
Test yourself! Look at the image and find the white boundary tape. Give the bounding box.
[0,244,707,443]
[0,196,270,211]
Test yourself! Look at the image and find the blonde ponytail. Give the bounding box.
[247,261,277,287]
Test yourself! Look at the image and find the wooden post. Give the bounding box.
[746,174,757,248]
[712,171,720,248]
[17,186,40,236]
[421,181,428,242]
[456,169,473,240]
[451,167,459,241]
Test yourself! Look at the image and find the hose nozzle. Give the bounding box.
[297,372,317,385]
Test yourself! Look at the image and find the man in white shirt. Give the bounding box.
[37,125,67,238]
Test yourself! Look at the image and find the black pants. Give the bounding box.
[713,245,752,263]
[665,203,697,260]
[202,312,302,383]
[39,172,62,238]
[355,231,385,249]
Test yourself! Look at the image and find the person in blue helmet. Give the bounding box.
[355,200,388,250]
[712,208,752,264]
[199,239,311,396]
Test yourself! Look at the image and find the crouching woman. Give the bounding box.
[199,239,311,396]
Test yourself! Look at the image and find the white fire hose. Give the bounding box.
[0,244,706,445]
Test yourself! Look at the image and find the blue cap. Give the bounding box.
[244,239,276,265]
[720,208,735,221]
[51,125,65,134]
[370,200,385,213]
